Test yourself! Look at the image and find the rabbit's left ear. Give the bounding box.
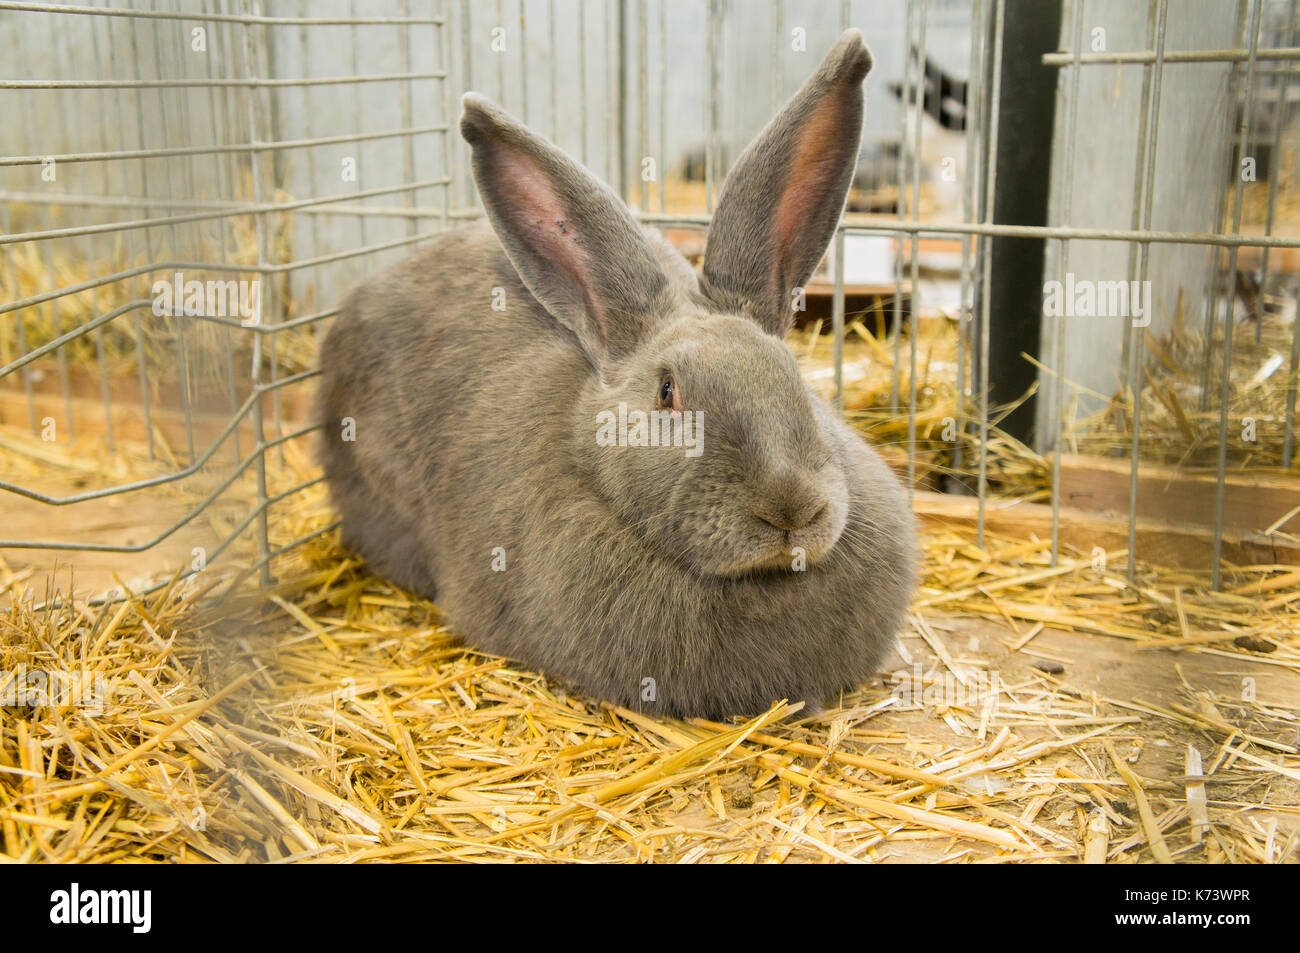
[701,29,872,338]
[461,94,669,366]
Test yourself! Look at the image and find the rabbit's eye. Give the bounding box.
[657,375,682,412]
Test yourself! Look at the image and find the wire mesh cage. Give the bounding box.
[1,0,1299,603]
[3,0,1300,870]
[1,0,458,596]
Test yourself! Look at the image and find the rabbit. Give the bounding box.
[317,29,917,719]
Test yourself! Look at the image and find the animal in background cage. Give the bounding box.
[317,31,917,717]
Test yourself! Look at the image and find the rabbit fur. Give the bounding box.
[317,29,917,718]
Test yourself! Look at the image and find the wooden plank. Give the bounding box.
[0,378,313,454]
[1056,453,1300,537]
[804,276,911,299]
[913,490,1300,570]
[1217,228,1300,274]
[0,471,232,604]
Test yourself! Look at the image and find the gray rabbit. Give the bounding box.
[317,30,916,718]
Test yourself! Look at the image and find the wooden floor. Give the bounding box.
[793,610,1300,862]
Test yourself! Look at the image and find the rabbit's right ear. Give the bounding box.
[700,29,872,338]
[460,94,669,366]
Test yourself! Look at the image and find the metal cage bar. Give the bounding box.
[3,0,1298,607]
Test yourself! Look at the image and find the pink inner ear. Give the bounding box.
[770,92,848,286]
[492,144,606,337]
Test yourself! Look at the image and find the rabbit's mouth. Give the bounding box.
[700,497,848,577]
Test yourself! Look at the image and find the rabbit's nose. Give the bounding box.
[755,503,826,533]
[752,477,828,532]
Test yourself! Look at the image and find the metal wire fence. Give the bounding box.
[1,0,1298,602]
[1,0,459,594]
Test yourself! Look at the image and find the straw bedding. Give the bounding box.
[1,199,1298,861]
[2,321,1297,863]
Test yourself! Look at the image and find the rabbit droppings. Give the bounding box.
[318,30,917,719]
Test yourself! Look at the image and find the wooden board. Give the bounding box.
[914,489,1300,570]
[1055,452,1300,537]
[0,373,313,454]
[0,471,235,605]
[804,275,913,299]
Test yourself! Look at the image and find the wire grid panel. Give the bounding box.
[1036,0,1300,588]
[759,0,1300,589]
[3,0,1300,598]
[0,0,456,589]
[622,0,1300,588]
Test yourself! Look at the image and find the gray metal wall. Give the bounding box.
[2,0,976,311]
[1037,0,1241,440]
